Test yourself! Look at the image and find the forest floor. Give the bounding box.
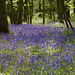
[32,17,75,28]
[0,17,75,75]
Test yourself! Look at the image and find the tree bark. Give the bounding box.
[29,0,33,24]
[52,1,55,21]
[0,0,9,34]
[43,0,45,24]
[10,0,14,24]
[65,0,70,18]
[61,0,74,31]
[24,0,28,22]
[39,0,42,17]
[57,0,63,20]
[17,0,23,24]
[49,0,52,19]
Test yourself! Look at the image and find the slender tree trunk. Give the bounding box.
[10,0,14,24]
[53,7,55,21]
[24,0,28,22]
[27,0,30,24]
[64,13,69,28]
[61,0,74,31]
[49,0,52,19]
[43,0,45,24]
[17,0,23,24]
[32,0,33,16]
[65,0,70,18]
[39,0,41,16]
[0,0,9,34]
[52,1,55,21]
[57,0,61,19]
[30,4,32,24]
[57,0,59,19]
[29,0,33,24]
[66,10,70,18]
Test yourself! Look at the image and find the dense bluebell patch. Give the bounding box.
[0,23,75,75]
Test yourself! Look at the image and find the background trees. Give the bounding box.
[0,0,75,34]
[5,0,75,24]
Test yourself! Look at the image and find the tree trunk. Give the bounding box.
[52,1,55,21]
[49,0,52,19]
[61,0,74,31]
[27,0,30,24]
[29,0,33,24]
[0,0,9,34]
[30,6,32,24]
[39,0,42,17]
[57,0,63,20]
[43,0,45,24]
[17,0,23,24]
[24,0,28,22]
[66,9,70,18]
[65,0,70,18]
[53,7,55,21]
[10,0,14,24]
[32,0,33,16]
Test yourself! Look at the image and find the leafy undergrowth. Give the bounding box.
[0,24,75,75]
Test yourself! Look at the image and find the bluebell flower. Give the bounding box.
[47,72,49,74]
[74,51,75,54]
[52,62,56,67]
[34,71,37,73]
[52,71,54,75]
[65,63,67,67]
[42,69,45,73]
[71,58,73,62]
[47,66,51,69]
[60,61,63,66]
[26,70,29,74]
[9,58,12,61]
[26,52,29,55]
[13,62,17,67]
[36,56,39,60]
[71,69,73,71]
[19,69,22,72]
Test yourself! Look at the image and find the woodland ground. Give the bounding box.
[0,17,75,75]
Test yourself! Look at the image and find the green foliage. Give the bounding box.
[33,13,42,19]
[63,28,72,36]
[12,0,18,3]
[5,0,10,5]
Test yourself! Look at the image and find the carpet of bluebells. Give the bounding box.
[0,23,75,75]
